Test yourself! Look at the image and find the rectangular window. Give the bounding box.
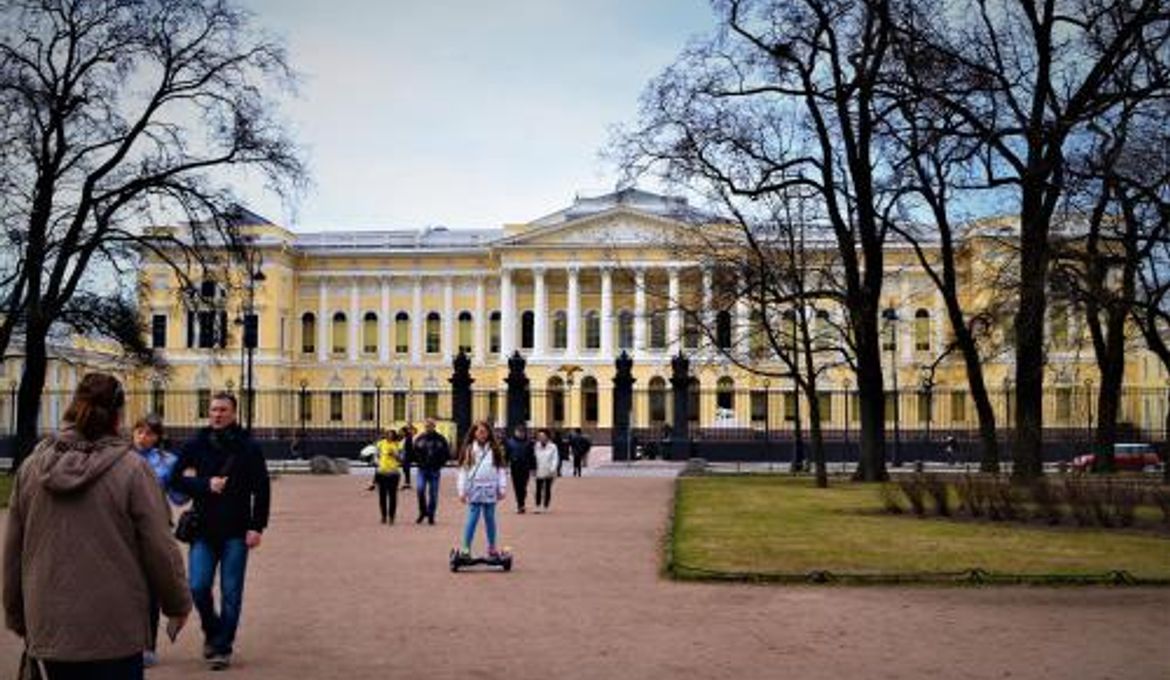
[197,311,216,348]
[750,391,767,422]
[1055,387,1072,423]
[585,315,601,350]
[197,389,211,419]
[426,322,440,354]
[393,392,406,422]
[918,392,932,424]
[489,316,501,354]
[151,387,166,418]
[784,393,797,422]
[187,312,196,348]
[361,392,375,422]
[330,392,344,422]
[300,390,313,423]
[151,315,167,349]
[243,313,258,350]
[817,392,832,424]
[850,393,860,423]
[583,391,597,424]
[395,317,409,354]
[950,392,967,423]
[424,392,439,419]
[683,315,700,349]
[885,392,898,423]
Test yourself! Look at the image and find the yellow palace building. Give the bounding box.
[123,188,1167,453]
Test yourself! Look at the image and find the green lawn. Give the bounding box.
[671,476,1170,583]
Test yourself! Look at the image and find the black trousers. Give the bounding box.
[375,472,401,521]
[511,465,531,510]
[402,460,412,487]
[42,655,143,680]
[572,453,584,477]
[535,477,554,508]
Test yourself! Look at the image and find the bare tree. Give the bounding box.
[616,0,899,481]
[892,0,1170,479]
[0,0,306,465]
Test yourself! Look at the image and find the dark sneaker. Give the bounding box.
[427,515,435,525]
[203,644,216,660]
[208,654,231,671]
[416,515,425,524]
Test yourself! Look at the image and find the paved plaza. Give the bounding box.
[2,469,1168,679]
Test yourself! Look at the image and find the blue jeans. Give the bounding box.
[462,502,498,552]
[189,538,249,655]
[416,469,441,520]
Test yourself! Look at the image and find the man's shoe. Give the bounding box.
[203,644,216,660]
[416,515,425,524]
[427,515,435,525]
[207,654,231,671]
[518,506,526,514]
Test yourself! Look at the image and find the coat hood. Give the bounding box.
[35,427,130,495]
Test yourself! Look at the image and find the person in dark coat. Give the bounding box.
[568,427,592,477]
[412,418,450,524]
[504,425,536,513]
[400,424,415,490]
[552,429,567,477]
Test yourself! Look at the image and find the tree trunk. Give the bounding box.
[13,326,49,469]
[948,308,1000,473]
[853,310,888,482]
[1012,199,1049,481]
[804,382,828,488]
[1092,306,1127,473]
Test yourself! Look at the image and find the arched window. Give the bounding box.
[546,376,565,424]
[914,308,931,351]
[489,311,501,353]
[683,313,700,349]
[395,312,409,354]
[581,376,599,424]
[301,312,316,354]
[584,311,600,350]
[520,310,535,349]
[425,312,441,354]
[716,376,735,412]
[458,311,473,355]
[552,310,567,349]
[649,376,668,423]
[363,312,378,354]
[649,311,667,349]
[332,312,347,354]
[618,310,634,350]
[715,310,732,350]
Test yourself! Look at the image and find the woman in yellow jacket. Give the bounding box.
[374,429,403,524]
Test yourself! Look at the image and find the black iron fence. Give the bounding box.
[2,384,1166,462]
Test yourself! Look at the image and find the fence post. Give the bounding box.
[670,352,690,461]
[613,351,635,462]
[450,351,474,445]
[505,351,529,432]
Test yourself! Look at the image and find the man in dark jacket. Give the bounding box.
[172,393,270,670]
[412,418,449,525]
[504,425,536,513]
[569,427,592,477]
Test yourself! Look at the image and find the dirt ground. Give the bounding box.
[2,471,1168,679]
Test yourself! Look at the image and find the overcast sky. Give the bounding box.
[238,1,714,231]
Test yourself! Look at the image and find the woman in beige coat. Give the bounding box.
[3,373,191,678]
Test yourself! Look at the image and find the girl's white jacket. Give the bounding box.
[534,441,559,479]
[456,442,508,502]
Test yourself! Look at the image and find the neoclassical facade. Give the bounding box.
[133,189,1169,438]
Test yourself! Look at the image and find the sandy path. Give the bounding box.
[2,472,1166,679]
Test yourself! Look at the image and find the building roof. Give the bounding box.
[529,187,711,227]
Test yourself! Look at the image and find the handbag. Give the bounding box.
[173,451,236,544]
[18,650,47,680]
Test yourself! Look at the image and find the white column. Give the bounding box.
[411,276,423,363]
[379,278,391,363]
[634,267,646,357]
[443,276,454,359]
[533,266,547,358]
[735,273,749,357]
[567,265,580,358]
[668,266,681,352]
[349,279,360,362]
[600,267,614,358]
[474,276,486,363]
[500,269,514,358]
[702,266,713,353]
[317,278,329,363]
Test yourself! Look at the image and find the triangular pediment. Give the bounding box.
[498,207,702,248]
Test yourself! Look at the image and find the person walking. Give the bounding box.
[400,424,415,490]
[413,418,449,525]
[373,429,403,524]
[504,425,535,513]
[131,414,189,668]
[568,427,592,477]
[553,429,567,477]
[4,373,191,679]
[533,428,559,513]
[172,393,270,671]
[455,421,507,557]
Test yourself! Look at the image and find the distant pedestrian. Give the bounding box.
[504,425,535,513]
[400,424,415,490]
[413,418,450,525]
[943,435,958,466]
[373,429,403,524]
[132,414,189,668]
[553,429,567,477]
[568,427,592,477]
[533,428,559,513]
[4,373,191,679]
[456,421,507,557]
[172,392,270,671]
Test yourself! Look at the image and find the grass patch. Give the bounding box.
[671,476,1170,584]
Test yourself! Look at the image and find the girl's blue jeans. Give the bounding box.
[462,501,497,552]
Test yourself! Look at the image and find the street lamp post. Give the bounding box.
[239,248,265,433]
[1085,378,1094,443]
[762,378,771,468]
[920,368,934,460]
[790,311,805,473]
[882,309,902,467]
[298,379,308,444]
[843,378,851,474]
